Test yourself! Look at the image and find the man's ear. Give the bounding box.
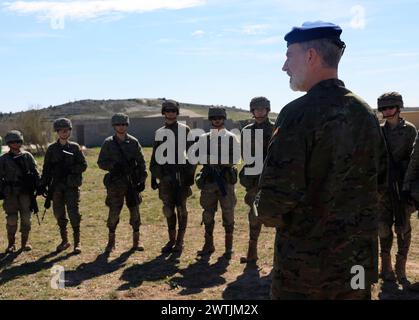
[306,48,319,66]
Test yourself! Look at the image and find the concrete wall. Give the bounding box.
[72,116,243,148]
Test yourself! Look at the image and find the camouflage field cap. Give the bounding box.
[161,99,180,115]
[208,106,227,120]
[250,96,271,112]
[111,113,130,126]
[377,92,404,111]
[5,130,24,144]
[53,118,72,131]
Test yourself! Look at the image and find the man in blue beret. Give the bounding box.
[255,21,387,299]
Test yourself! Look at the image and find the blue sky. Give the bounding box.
[0,0,418,113]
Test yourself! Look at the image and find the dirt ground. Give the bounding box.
[0,148,419,300]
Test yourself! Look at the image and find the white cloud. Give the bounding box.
[242,24,270,35]
[192,29,205,37]
[4,0,206,21]
[349,5,366,29]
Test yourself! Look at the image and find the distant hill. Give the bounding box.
[0,98,276,123]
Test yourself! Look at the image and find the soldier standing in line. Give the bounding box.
[239,97,274,264]
[97,113,147,253]
[0,130,40,253]
[39,118,87,254]
[377,92,417,285]
[255,22,387,299]
[150,100,196,254]
[194,107,240,258]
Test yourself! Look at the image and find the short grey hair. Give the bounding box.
[300,39,343,69]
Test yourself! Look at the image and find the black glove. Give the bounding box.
[151,177,159,190]
[136,182,146,193]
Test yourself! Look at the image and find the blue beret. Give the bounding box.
[284,21,345,47]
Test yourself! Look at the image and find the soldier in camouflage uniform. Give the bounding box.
[239,97,274,264]
[194,107,240,258]
[0,131,40,253]
[377,93,417,284]
[98,113,148,253]
[40,118,87,254]
[255,22,387,299]
[150,100,196,253]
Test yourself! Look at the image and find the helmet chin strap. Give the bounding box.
[382,109,400,119]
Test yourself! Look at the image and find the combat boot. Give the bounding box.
[197,232,215,256]
[395,254,408,283]
[5,232,16,254]
[105,232,116,253]
[56,228,71,252]
[240,239,258,264]
[380,253,396,281]
[73,230,81,254]
[161,229,176,253]
[132,231,144,251]
[21,231,32,252]
[225,233,234,257]
[172,229,185,253]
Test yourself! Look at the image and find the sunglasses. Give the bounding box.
[9,140,23,144]
[164,109,178,113]
[114,123,128,127]
[211,117,224,121]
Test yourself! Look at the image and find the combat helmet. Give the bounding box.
[250,97,271,112]
[161,99,180,115]
[4,130,24,144]
[53,118,72,131]
[377,92,404,112]
[208,106,227,120]
[111,113,130,126]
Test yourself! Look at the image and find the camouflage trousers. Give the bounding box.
[244,187,262,241]
[52,184,81,231]
[378,197,413,258]
[3,192,32,234]
[158,181,191,231]
[105,181,141,233]
[270,230,374,300]
[200,182,236,234]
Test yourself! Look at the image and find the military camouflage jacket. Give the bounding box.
[97,133,147,184]
[41,140,87,188]
[150,121,195,184]
[0,150,40,193]
[239,118,274,190]
[256,79,387,293]
[192,128,241,184]
[381,119,416,175]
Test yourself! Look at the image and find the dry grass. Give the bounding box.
[0,148,418,300]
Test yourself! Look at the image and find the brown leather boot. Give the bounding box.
[161,229,176,253]
[132,231,144,251]
[73,230,81,254]
[395,254,408,283]
[5,231,16,254]
[197,232,215,256]
[56,228,71,252]
[21,231,32,252]
[240,239,258,264]
[105,232,116,253]
[380,253,396,281]
[172,229,185,253]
